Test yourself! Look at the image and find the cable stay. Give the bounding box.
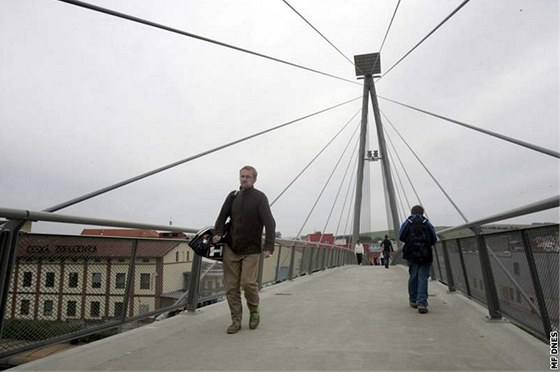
[45,96,361,213]
[279,122,359,266]
[378,0,471,82]
[382,122,425,209]
[379,96,560,159]
[385,146,409,220]
[334,142,360,240]
[281,0,362,75]
[317,129,361,243]
[381,110,470,224]
[340,160,359,240]
[369,0,402,76]
[270,108,361,207]
[56,0,361,86]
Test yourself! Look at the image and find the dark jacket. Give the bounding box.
[214,187,276,255]
[381,239,393,253]
[398,214,437,262]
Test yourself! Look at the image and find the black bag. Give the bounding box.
[188,226,224,261]
[406,216,431,262]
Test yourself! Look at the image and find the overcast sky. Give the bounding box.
[1,0,558,238]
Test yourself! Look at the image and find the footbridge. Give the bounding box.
[1,0,558,370]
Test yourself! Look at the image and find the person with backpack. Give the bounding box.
[381,235,394,268]
[399,205,437,314]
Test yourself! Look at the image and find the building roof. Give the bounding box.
[17,233,184,259]
[81,228,161,238]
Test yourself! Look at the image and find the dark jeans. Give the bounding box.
[383,252,390,268]
[408,260,431,306]
[356,253,363,265]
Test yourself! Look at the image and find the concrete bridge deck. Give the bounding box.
[10,265,549,371]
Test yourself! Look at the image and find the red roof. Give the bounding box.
[81,229,161,238]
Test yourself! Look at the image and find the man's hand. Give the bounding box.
[212,234,222,244]
[264,250,273,258]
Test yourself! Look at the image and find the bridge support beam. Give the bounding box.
[369,80,402,244]
[352,57,402,248]
[351,75,371,247]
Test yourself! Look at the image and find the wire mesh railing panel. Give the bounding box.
[196,258,225,305]
[485,230,546,337]
[524,225,559,333]
[458,237,485,303]
[275,245,293,282]
[432,243,445,283]
[261,244,281,285]
[291,247,305,279]
[446,240,468,294]
[1,233,134,356]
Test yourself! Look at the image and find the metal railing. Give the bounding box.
[0,208,354,359]
[393,195,559,342]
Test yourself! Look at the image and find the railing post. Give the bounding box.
[186,254,203,313]
[121,239,139,322]
[274,245,282,282]
[288,244,296,280]
[0,220,25,338]
[307,246,314,274]
[472,228,501,319]
[521,229,552,336]
[456,239,472,296]
[433,243,443,280]
[440,239,456,292]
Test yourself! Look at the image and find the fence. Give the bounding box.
[429,224,559,342]
[0,209,354,359]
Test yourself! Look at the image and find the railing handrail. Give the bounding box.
[0,207,199,234]
[437,195,559,237]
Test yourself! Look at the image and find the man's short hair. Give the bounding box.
[240,165,257,179]
[411,205,424,215]
[384,235,388,239]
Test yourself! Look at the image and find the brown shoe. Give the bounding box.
[409,302,418,309]
[226,321,241,334]
[418,305,428,314]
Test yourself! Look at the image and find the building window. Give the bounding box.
[114,302,124,318]
[20,299,30,315]
[187,251,190,261]
[175,251,179,262]
[43,300,53,316]
[92,272,102,288]
[23,272,33,287]
[68,272,79,288]
[143,257,150,262]
[140,273,150,290]
[116,273,126,289]
[45,272,55,288]
[90,301,100,317]
[513,262,520,275]
[66,301,77,317]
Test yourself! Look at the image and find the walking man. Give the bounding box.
[381,235,394,268]
[399,205,437,314]
[213,166,276,333]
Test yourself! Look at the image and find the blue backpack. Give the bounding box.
[406,216,431,262]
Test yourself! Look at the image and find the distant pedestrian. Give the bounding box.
[213,165,276,333]
[399,205,437,314]
[354,240,364,265]
[381,235,394,268]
